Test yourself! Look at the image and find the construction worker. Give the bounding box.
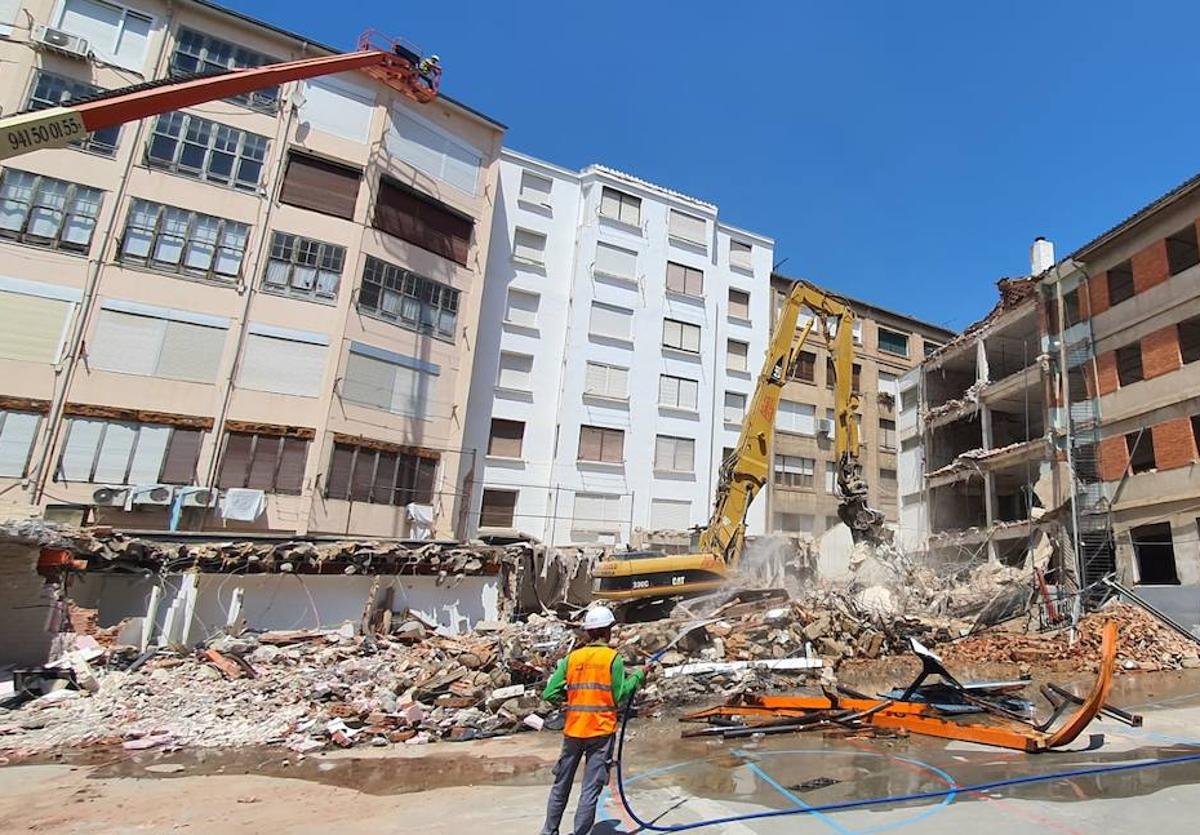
[540,605,645,835]
[417,54,440,82]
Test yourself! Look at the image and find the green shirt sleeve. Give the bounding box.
[610,653,645,704]
[542,656,568,704]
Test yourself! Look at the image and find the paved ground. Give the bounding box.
[4,674,1200,833]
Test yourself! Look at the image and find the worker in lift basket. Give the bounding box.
[539,605,645,835]
[417,54,440,82]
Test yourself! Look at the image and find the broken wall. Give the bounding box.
[0,541,62,666]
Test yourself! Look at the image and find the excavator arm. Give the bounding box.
[699,280,886,569]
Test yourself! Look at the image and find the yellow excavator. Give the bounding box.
[592,280,888,606]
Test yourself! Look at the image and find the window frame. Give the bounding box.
[56,418,203,485]
[728,288,751,320]
[880,418,897,450]
[495,351,534,392]
[667,208,707,247]
[583,361,628,401]
[324,441,437,506]
[724,391,746,423]
[1166,224,1200,276]
[658,374,699,411]
[1178,315,1200,365]
[727,339,749,372]
[588,301,633,342]
[578,424,624,464]
[217,431,308,495]
[0,410,43,478]
[518,169,552,206]
[599,186,641,227]
[512,227,547,266]
[262,231,345,303]
[1126,430,1156,475]
[169,27,281,113]
[665,261,703,297]
[730,239,753,270]
[358,255,459,341]
[56,0,153,71]
[26,70,120,156]
[487,418,525,459]
[1107,261,1135,305]
[877,327,910,357]
[790,350,816,383]
[479,488,518,528]
[120,199,249,281]
[146,111,268,192]
[654,434,695,473]
[662,318,701,354]
[0,169,103,253]
[773,454,815,489]
[1115,343,1144,387]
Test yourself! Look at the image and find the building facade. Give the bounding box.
[0,0,505,538]
[463,150,774,545]
[767,274,954,539]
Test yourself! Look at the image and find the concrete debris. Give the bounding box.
[924,380,986,422]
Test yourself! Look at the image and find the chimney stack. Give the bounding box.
[1030,237,1055,276]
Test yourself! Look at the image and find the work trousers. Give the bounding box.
[540,732,615,835]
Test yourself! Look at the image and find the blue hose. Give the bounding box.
[612,696,1200,832]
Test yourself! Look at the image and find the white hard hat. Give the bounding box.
[583,606,615,631]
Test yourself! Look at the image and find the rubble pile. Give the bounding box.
[941,602,1200,672]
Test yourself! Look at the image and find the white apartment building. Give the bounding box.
[464,150,773,545]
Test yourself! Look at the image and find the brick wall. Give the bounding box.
[1132,239,1170,293]
[1089,271,1111,317]
[1095,350,1119,396]
[1151,417,1197,470]
[1098,435,1129,481]
[1142,325,1182,380]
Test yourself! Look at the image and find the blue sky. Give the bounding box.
[227,0,1200,332]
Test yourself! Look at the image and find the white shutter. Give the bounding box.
[662,319,680,349]
[682,322,701,353]
[129,425,170,483]
[505,289,539,328]
[519,170,552,204]
[574,493,618,530]
[0,0,20,35]
[390,365,422,415]
[513,229,546,264]
[595,242,636,279]
[0,412,39,477]
[585,362,607,397]
[878,372,900,399]
[387,108,481,195]
[0,291,72,364]
[300,74,376,143]
[730,240,753,270]
[59,0,122,54]
[778,401,816,435]
[497,353,532,390]
[658,375,676,406]
[343,352,394,410]
[650,498,691,530]
[668,210,706,244]
[90,310,165,375]
[93,422,136,483]
[60,418,104,481]
[724,392,745,422]
[239,334,326,397]
[113,10,151,71]
[156,321,225,383]
[727,340,748,371]
[679,378,698,410]
[825,462,838,493]
[589,303,631,340]
[608,366,628,398]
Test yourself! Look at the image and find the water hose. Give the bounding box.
[612,692,1200,832]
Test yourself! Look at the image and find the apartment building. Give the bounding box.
[0,0,504,538]
[463,150,774,545]
[767,273,954,539]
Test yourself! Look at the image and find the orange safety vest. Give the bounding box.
[563,644,618,738]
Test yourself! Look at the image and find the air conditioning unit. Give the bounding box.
[132,485,174,506]
[180,488,218,508]
[817,419,834,437]
[34,26,90,59]
[92,486,129,507]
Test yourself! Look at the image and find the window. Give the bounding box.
[665,261,703,296]
[1166,225,1200,276]
[730,240,752,270]
[777,400,816,435]
[57,0,151,71]
[237,329,327,398]
[120,200,249,280]
[724,391,746,423]
[1063,288,1083,327]
[0,170,102,253]
[0,411,42,478]
[513,228,546,265]
[147,113,268,191]
[923,341,943,358]
[579,425,624,464]
[1127,431,1155,474]
[279,153,362,220]
[57,419,202,485]
[880,419,897,450]
[27,71,119,155]
[877,327,910,356]
[263,233,345,301]
[826,359,862,392]
[774,455,815,488]
[650,498,691,530]
[325,441,437,506]
[589,302,633,341]
[487,419,524,458]
[728,289,750,320]
[655,435,695,473]
[825,461,838,493]
[878,372,900,402]
[1116,344,1144,387]
[1179,316,1200,365]
[668,209,706,246]
[386,108,482,196]
[600,186,640,226]
[504,289,539,328]
[374,177,473,266]
[773,512,814,534]
[790,351,816,383]
[89,305,227,383]
[1107,261,1135,305]
[519,170,552,205]
[170,28,280,112]
[584,362,628,400]
[341,343,435,417]
[595,242,637,281]
[1132,523,1179,585]
[727,339,749,372]
[496,352,533,391]
[663,319,701,353]
[573,492,621,532]
[217,432,307,495]
[480,489,517,527]
[659,375,699,411]
[298,76,375,144]
[359,256,459,340]
[879,467,898,492]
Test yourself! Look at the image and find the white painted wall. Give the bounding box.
[464,151,774,544]
[897,366,927,552]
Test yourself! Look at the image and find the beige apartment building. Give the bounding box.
[0,0,504,538]
[766,273,954,537]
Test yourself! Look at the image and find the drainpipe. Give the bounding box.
[32,1,177,504]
